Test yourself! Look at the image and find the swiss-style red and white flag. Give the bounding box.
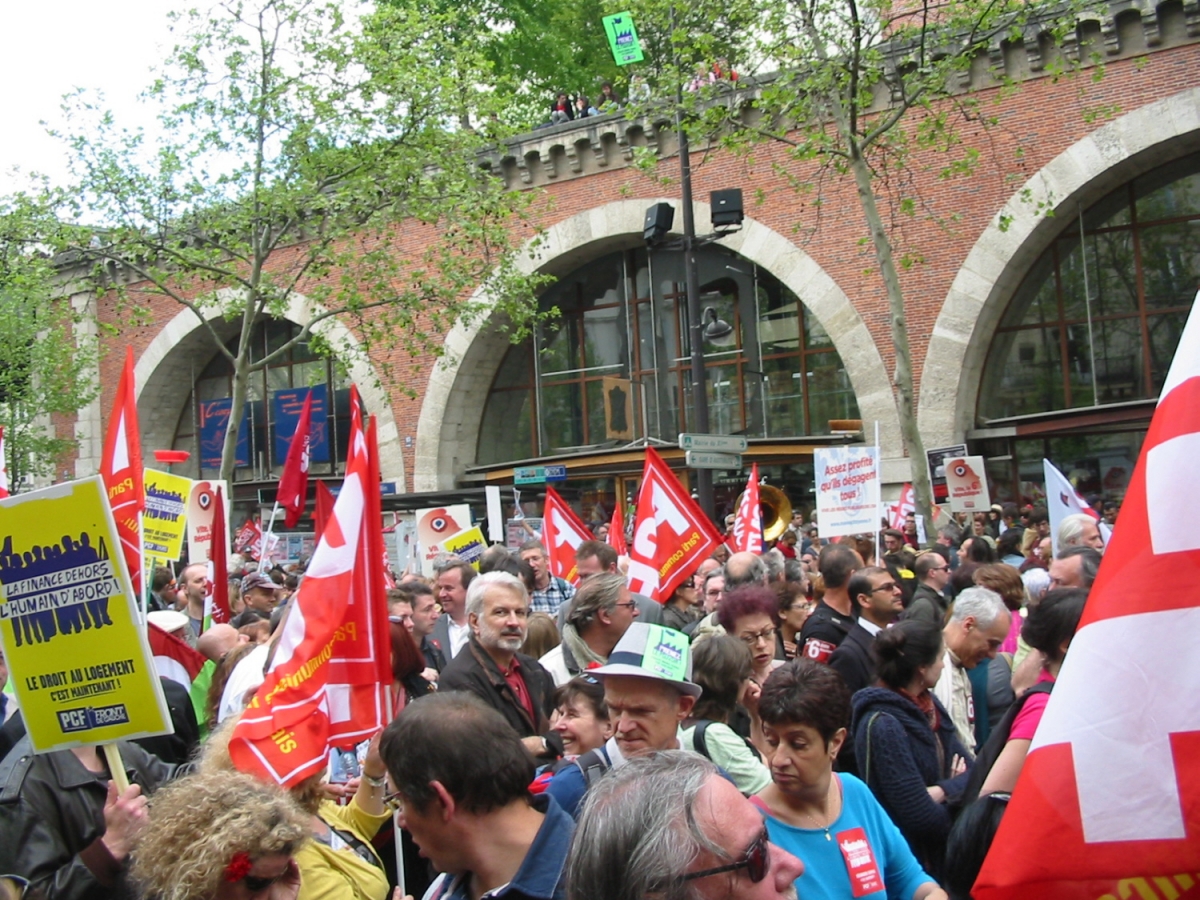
[627,448,723,603]
[0,425,9,498]
[1043,459,1110,554]
[148,622,208,693]
[277,391,313,529]
[205,485,232,626]
[230,386,391,787]
[542,487,593,586]
[607,502,627,556]
[732,464,764,553]
[100,346,145,598]
[975,291,1200,900]
[888,483,915,529]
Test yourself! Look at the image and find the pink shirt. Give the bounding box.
[1009,670,1055,741]
[1000,612,1022,655]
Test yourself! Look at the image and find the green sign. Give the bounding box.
[603,12,644,66]
[643,625,690,682]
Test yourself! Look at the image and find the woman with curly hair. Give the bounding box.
[131,769,307,900]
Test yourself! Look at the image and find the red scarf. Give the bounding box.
[899,687,940,732]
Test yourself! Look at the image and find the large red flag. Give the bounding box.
[607,502,627,556]
[542,487,594,586]
[975,291,1200,900]
[732,463,764,553]
[230,386,391,787]
[0,425,9,498]
[205,485,231,625]
[314,480,335,538]
[100,346,144,598]
[277,391,313,529]
[627,448,723,603]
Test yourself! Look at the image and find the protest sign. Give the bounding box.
[0,477,171,752]
[443,526,488,569]
[187,480,230,563]
[602,12,644,65]
[415,505,472,576]
[507,517,542,549]
[143,469,190,564]
[813,446,881,539]
[944,455,990,512]
[926,444,967,504]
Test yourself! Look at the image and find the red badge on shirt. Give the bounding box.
[837,828,885,898]
[803,638,837,663]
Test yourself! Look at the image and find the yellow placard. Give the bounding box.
[143,469,190,564]
[442,526,488,569]
[0,477,171,752]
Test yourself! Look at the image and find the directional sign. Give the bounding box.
[686,450,742,470]
[514,467,545,486]
[544,465,568,482]
[678,433,748,453]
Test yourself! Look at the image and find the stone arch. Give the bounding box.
[919,87,1200,446]
[414,199,901,491]
[134,293,405,484]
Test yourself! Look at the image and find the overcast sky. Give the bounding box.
[0,0,174,194]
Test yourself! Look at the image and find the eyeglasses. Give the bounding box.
[681,828,771,884]
[241,872,287,893]
[870,583,899,594]
[739,627,777,646]
[612,602,638,610]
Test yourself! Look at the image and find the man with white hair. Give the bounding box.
[935,586,1012,757]
[1057,512,1105,553]
[439,571,563,761]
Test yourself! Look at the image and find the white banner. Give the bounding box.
[813,446,881,539]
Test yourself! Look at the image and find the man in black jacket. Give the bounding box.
[799,543,862,662]
[905,553,952,627]
[829,567,904,696]
[439,571,563,761]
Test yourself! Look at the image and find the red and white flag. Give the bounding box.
[234,517,261,556]
[627,448,723,603]
[1043,459,1110,554]
[607,502,627,556]
[277,391,313,529]
[100,346,145,598]
[0,425,9,498]
[148,622,208,693]
[975,290,1200,900]
[732,464,764,553]
[889,483,915,530]
[230,386,391,787]
[205,485,232,626]
[542,487,593,586]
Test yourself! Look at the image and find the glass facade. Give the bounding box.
[477,246,860,465]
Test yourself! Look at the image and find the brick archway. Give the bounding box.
[919,87,1200,447]
[414,199,901,491]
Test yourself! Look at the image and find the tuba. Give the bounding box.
[733,484,794,542]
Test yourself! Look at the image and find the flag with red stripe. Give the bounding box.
[277,391,313,529]
[732,463,764,553]
[542,486,593,586]
[100,347,144,598]
[148,622,208,692]
[205,485,231,625]
[607,501,627,556]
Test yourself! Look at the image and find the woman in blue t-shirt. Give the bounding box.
[752,659,948,900]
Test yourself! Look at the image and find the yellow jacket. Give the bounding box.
[297,797,392,900]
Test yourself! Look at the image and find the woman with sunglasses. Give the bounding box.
[753,660,948,900]
[131,769,307,900]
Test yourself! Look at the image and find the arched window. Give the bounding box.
[172,319,354,481]
[477,246,859,465]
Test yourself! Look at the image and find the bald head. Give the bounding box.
[723,552,767,590]
[196,623,245,662]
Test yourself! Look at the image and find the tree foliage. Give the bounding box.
[50,0,548,482]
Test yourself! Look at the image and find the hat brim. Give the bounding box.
[590,662,703,698]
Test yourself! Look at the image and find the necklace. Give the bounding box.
[797,777,839,840]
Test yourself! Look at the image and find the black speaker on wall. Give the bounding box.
[710,189,744,229]
[644,202,675,244]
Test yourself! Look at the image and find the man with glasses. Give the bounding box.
[829,567,905,696]
[559,541,661,627]
[540,573,638,686]
[906,553,952,627]
[934,586,1011,757]
[565,751,805,900]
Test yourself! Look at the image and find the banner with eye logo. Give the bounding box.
[187,480,231,564]
[416,504,472,577]
[944,455,991,513]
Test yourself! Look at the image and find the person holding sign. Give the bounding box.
[752,660,947,900]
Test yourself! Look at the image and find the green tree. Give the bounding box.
[623,0,1089,532]
[52,0,546,483]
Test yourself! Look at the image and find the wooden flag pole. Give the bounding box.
[102,743,130,793]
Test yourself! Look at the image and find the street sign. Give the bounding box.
[686,450,742,470]
[544,465,568,482]
[514,467,545,485]
[678,433,748,453]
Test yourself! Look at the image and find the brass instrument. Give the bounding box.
[733,484,794,542]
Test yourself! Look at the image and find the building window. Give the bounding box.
[979,152,1200,422]
[477,247,860,465]
[172,319,354,481]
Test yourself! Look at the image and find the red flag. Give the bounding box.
[205,485,231,625]
[100,346,144,598]
[148,622,208,692]
[0,425,9,498]
[230,386,390,787]
[974,291,1200,900]
[607,502,627,556]
[732,463,764,553]
[314,481,335,538]
[234,517,261,555]
[277,391,313,529]
[627,448,723,603]
[542,487,594,586]
[888,483,915,529]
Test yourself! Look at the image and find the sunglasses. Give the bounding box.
[681,827,771,884]
[241,873,286,893]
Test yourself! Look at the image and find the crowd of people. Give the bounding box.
[0,496,1109,900]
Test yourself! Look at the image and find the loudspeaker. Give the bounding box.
[710,189,744,228]
[644,202,675,244]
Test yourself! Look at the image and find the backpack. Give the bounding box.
[959,681,1054,809]
[573,747,612,786]
[691,719,761,764]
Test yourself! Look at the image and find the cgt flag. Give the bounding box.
[542,487,593,586]
[204,485,231,626]
[607,501,627,556]
[230,386,391,787]
[732,464,763,554]
[627,448,723,603]
[1043,459,1111,555]
[277,391,313,529]
[974,290,1200,900]
[100,346,145,599]
[889,483,915,530]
